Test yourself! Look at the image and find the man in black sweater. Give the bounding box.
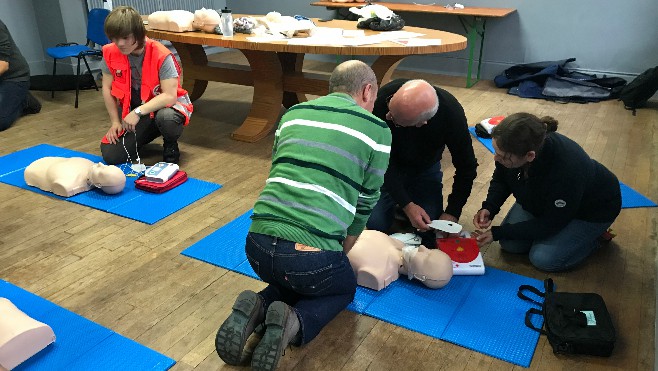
[0,19,40,131]
[367,79,478,247]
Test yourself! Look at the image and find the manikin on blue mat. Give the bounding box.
[181,210,545,367]
[0,144,222,224]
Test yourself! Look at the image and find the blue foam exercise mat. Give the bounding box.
[181,211,545,366]
[441,268,545,367]
[0,279,175,371]
[181,210,254,272]
[0,144,223,224]
[468,127,657,209]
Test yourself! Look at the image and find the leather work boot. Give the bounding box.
[162,140,180,163]
[216,290,266,366]
[251,301,301,371]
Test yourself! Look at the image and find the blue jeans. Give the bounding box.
[245,232,356,345]
[366,162,443,247]
[0,80,29,131]
[499,203,613,272]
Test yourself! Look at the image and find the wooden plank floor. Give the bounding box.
[1,52,656,370]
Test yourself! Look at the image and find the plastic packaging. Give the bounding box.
[220,7,233,37]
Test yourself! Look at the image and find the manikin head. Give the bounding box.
[399,245,453,289]
[348,230,453,290]
[89,163,126,194]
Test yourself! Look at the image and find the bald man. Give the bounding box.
[367,79,478,248]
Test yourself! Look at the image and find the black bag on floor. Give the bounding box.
[619,66,658,115]
[518,279,616,357]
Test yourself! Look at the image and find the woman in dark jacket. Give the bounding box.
[473,112,621,272]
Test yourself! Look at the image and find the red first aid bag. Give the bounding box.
[135,170,188,193]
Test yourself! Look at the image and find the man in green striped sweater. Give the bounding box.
[216,60,391,370]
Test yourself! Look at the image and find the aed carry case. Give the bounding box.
[518,278,615,357]
[135,170,188,193]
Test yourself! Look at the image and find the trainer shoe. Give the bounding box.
[251,301,300,371]
[215,290,266,366]
[163,140,180,163]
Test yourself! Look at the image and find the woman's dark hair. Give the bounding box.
[104,6,146,49]
[491,113,558,156]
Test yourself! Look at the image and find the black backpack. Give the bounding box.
[619,66,658,115]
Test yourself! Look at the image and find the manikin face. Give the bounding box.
[408,245,453,289]
[89,163,126,194]
[112,34,139,55]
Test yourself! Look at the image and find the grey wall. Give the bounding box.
[227,0,658,79]
[0,0,46,75]
[3,0,656,79]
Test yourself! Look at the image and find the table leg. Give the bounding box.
[460,16,487,88]
[231,49,284,143]
[279,52,307,108]
[371,55,405,86]
[171,42,208,102]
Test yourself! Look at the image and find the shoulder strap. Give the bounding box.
[525,308,547,334]
[517,284,545,307]
[544,278,555,294]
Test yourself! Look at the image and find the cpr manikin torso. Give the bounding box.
[348,230,453,290]
[0,298,55,370]
[24,157,126,197]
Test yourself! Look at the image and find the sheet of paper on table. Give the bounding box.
[390,38,442,46]
[246,34,287,43]
[287,34,387,46]
[379,30,426,40]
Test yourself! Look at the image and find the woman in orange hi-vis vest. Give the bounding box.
[99,6,193,165]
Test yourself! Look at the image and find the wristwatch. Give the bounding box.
[134,107,145,117]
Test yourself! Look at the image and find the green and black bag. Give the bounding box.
[518,278,616,357]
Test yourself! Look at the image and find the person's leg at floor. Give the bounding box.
[154,108,184,163]
[100,115,159,165]
[365,187,397,233]
[528,219,613,272]
[216,232,285,366]
[252,238,356,370]
[497,202,534,254]
[0,81,29,131]
[23,91,41,114]
[405,162,443,248]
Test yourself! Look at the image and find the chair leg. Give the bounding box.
[51,59,57,99]
[81,55,99,91]
[75,57,81,109]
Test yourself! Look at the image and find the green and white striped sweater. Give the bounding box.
[250,93,392,251]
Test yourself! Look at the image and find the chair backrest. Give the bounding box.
[87,8,111,47]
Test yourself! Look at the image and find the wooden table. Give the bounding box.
[311,2,516,87]
[147,18,466,142]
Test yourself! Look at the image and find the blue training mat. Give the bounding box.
[181,210,545,367]
[0,279,175,371]
[468,127,657,209]
[0,144,223,224]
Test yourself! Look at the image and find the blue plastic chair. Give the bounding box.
[46,8,110,108]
